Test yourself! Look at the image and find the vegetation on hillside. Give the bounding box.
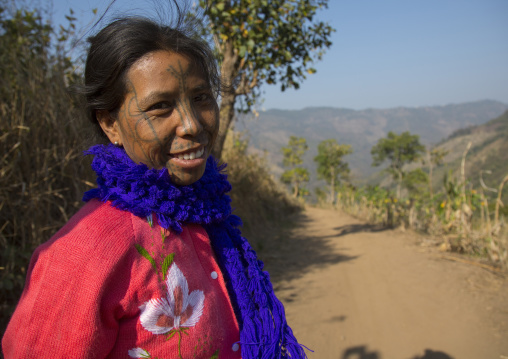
[237,101,508,183]
[331,128,508,269]
[274,119,508,269]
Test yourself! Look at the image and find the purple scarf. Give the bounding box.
[83,144,307,359]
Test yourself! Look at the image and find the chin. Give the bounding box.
[170,166,206,186]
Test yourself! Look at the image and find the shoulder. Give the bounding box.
[42,200,134,251]
[53,199,133,240]
[28,200,141,280]
[2,201,144,357]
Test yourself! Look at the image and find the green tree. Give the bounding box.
[197,0,335,159]
[281,167,310,198]
[402,168,429,196]
[371,131,425,199]
[281,136,309,198]
[314,139,352,203]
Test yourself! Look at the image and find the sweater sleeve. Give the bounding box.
[2,201,135,359]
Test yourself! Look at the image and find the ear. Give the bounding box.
[96,110,122,145]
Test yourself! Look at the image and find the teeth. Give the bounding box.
[177,147,205,160]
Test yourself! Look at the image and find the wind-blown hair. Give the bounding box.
[82,16,220,138]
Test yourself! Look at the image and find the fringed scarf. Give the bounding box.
[83,144,308,359]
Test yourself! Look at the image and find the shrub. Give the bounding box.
[0,7,94,333]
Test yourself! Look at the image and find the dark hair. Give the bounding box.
[83,16,220,138]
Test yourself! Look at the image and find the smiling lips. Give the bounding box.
[172,146,205,161]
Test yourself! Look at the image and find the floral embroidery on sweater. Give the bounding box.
[128,348,151,358]
[140,263,205,335]
[129,221,211,359]
[132,262,205,359]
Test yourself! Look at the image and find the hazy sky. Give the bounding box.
[52,0,508,111]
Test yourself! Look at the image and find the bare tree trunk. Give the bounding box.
[428,149,434,198]
[397,170,402,199]
[330,166,335,204]
[494,174,508,228]
[212,92,236,159]
[212,41,238,160]
[482,193,492,234]
[460,142,472,236]
[461,142,472,204]
[480,189,485,233]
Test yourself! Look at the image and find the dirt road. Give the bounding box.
[261,206,508,359]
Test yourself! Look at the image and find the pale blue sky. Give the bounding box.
[51,0,508,110]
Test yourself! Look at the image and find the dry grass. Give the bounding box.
[334,180,508,269]
[221,131,303,250]
[0,9,96,333]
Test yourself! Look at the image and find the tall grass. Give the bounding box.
[334,169,508,268]
[0,7,97,334]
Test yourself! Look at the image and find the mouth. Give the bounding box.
[170,146,206,161]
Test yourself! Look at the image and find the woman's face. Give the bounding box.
[98,50,219,186]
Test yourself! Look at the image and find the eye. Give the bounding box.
[147,101,173,112]
[194,93,212,103]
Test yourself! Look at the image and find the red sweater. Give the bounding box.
[2,200,241,358]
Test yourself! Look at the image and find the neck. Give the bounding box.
[83,143,232,232]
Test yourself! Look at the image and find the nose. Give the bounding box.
[175,101,203,137]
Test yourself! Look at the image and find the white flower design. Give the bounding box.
[128,347,151,358]
[139,263,205,334]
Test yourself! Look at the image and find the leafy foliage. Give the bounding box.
[281,136,309,197]
[281,167,310,197]
[402,168,429,196]
[314,139,352,203]
[281,136,308,167]
[371,131,425,198]
[197,0,335,158]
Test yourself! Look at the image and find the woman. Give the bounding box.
[2,16,306,359]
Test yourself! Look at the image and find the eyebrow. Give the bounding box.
[137,91,177,110]
[136,83,213,110]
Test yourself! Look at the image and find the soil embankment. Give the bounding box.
[262,206,508,359]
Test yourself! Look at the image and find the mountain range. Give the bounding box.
[235,100,508,186]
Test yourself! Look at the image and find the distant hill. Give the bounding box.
[428,110,508,201]
[236,100,508,186]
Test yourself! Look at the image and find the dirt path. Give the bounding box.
[261,206,508,359]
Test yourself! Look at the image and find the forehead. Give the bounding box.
[126,50,207,89]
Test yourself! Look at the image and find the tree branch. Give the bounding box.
[235,69,258,95]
